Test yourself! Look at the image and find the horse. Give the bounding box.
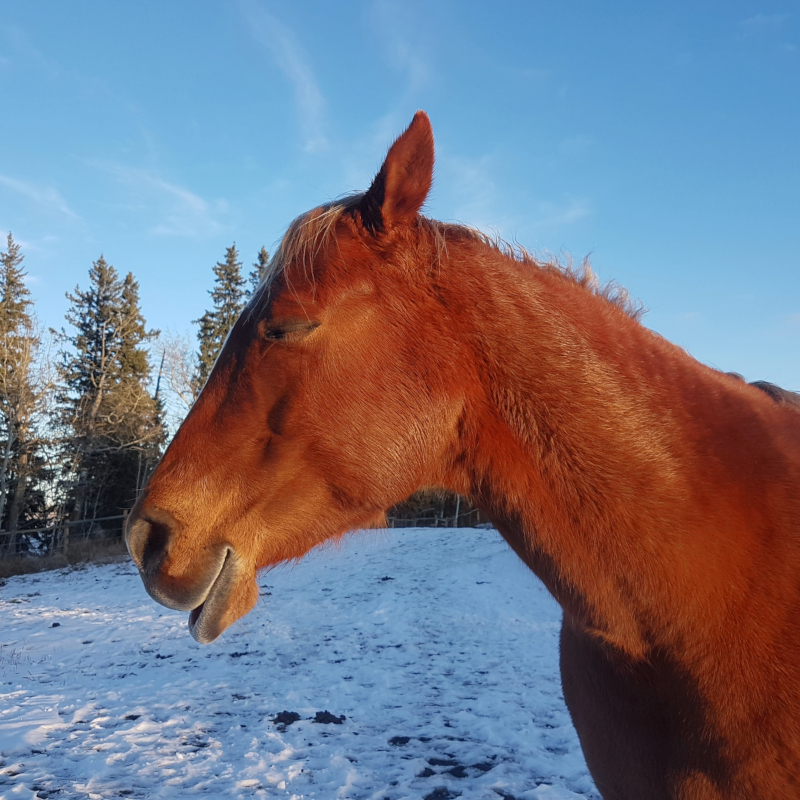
[126,111,800,799]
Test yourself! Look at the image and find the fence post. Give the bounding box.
[61,522,69,555]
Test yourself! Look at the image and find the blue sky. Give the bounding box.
[1,1,798,388]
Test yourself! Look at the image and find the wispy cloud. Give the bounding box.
[737,14,794,47]
[96,163,224,238]
[330,0,433,186]
[438,152,509,233]
[739,13,790,32]
[370,0,429,93]
[0,174,79,219]
[239,2,327,153]
[0,229,43,284]
[309,1,434,194]
[558,135,593,157]
[2,25,62,79]
[340,112,423,192]
[3,233,39,252]
[436,152,592,242]
[517,67,550,81]
[533,196,592,229]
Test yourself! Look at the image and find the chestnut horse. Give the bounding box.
[126,112,800,799]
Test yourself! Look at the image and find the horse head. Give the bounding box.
[126,112,468,642]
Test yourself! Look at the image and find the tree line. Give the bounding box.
[0,233,268,555]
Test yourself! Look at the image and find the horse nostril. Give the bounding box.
[126,512,176,575]
[142,520,172,573]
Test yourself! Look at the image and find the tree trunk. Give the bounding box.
[64,465,89,554]
[5,447,28,555]
[0,432,14,529]
[68,371,107,549]
[7,446,27,531]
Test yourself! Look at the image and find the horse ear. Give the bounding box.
[358,111,434,234]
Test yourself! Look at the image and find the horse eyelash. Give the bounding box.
[262,322,320,342]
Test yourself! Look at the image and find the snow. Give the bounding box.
[0,527,598,800]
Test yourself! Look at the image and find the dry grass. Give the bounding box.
[0,538,130,580]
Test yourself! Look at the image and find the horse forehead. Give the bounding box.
[252,214,385,311]
[286,244,379,295]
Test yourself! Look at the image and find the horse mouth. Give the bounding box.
[188,602,205,631]
[187,547,239,644]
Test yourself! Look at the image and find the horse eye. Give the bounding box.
[262,320,320,342]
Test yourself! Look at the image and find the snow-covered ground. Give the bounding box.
[0,527,598,800]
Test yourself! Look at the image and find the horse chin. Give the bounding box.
[187,547,251,644]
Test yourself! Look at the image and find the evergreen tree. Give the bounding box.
[0,234,31,331]
[105,273,166,507]
[57,256,164,528]
[249,246,269,296]
[0,233,50,542]
[194,244,246,390]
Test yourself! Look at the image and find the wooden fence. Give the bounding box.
[0,496,488,562]
[385,506,485,528]
[0,513,128,559]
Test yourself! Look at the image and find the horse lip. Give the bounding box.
[188,547,238,644]
[139,542,226,613]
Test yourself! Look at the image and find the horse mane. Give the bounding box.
[262,199,800,409]
[727,372,800,412]
[261,195,645,321]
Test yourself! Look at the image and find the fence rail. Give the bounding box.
[0,513,129,560]
[0,514,128,537]
[1,502,487,563]
[386,506,484,528]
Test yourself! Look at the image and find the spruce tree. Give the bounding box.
[57,256,164,529]
[249,246,269,296]
[107,273,165,505]
[0,232,33,529]
[194,244,246,390]
[0,233,48,542]
[0,234,31,332]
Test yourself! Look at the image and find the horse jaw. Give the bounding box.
[188,548,259,644]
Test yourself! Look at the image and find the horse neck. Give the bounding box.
[441,243,792,658]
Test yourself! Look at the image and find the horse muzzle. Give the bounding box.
[125,511,247,644]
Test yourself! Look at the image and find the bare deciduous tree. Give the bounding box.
[156,330,200,434]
